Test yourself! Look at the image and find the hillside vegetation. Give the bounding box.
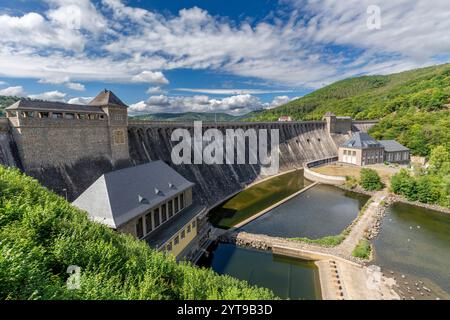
[0,96,21,116]
[247,63,450,156]
[0,166,276,300]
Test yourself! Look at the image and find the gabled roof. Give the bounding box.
[89,89,128,108]
[379,140,409,152]
[341,132,382,149]
[72,161,194,228]
[5,99,105,114]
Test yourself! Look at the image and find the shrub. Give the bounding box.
[352,239,372,259]
[360,168,383,191]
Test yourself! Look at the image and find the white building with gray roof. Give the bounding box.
[73,160,204,258]
[338,132,409,166]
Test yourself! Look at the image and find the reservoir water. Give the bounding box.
[373,202,450,296]
[209,170,311,229]
[240,184,369,239]
[198,243,321,300]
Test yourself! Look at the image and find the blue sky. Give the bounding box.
[0,0,449,115]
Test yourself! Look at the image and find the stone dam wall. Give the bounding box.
[127,121,338,206]
[0,119,376,204]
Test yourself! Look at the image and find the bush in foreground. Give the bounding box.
[360,168,383,191]
[0,166,276,300]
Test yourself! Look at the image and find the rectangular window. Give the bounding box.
[145,213,152,234]
[181,230,185,239]
[153,208,160,228]
[52,113,63,119]
[78,114,87,120]
[168,200,173,218]
[192,220,196,229]
[161,204,167,222]
[174,235,179,245]
[39,112,49,118]
[180,193,184,210]
[65,113,75,119]
[174,196,179,213]
[187,225,191,233]
[136,217,143,239]
[166,242,172,251]
[113,130,125,145]
[352,151,356,156]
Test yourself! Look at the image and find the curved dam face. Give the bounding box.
[128,121,338,206]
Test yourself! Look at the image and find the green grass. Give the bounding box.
[352,239,372,259]
[290,234,346,247]
[0,165,277,300]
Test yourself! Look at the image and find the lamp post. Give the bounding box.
[62,188,68,201]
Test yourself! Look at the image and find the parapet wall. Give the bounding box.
[303,157,346,185]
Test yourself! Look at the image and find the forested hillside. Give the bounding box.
[0,166,276,300]
[0,96,21,115]
[247,63,450,156]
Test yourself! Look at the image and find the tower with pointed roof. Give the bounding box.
[89,89,130,164]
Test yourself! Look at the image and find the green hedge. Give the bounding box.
[0,166,276,300]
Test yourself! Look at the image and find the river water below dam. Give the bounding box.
[240,184,369,239]
[209,170,312,229]
[198,242,321,300]
[373,202,450,297]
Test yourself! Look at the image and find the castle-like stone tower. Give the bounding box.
[4,90,130,170]
[88,90,130,164]
[322,111,352,134]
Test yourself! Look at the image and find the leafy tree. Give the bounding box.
[360,168,383,191]
[390,169,418,201]
[429,145,450,175]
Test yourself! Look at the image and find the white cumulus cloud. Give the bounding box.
[131,71,169,84]
[67,96,93,104]
[29,90,67,102]
[128,93,285,116]
[0,86,26,97]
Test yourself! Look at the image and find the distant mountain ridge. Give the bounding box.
[130,110,263,122]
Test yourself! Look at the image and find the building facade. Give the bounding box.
[338,132,409,166]
[72,160,203,258]
[4,90,129,170]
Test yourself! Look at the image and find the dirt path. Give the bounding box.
[336,190,388,256]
